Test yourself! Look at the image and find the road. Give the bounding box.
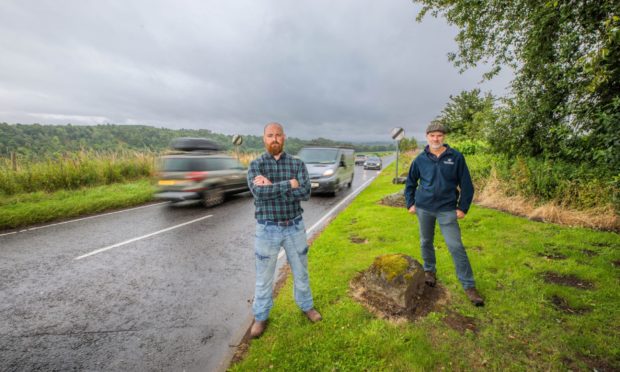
[0,159,394,372]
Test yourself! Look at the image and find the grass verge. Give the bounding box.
[231,161,620,371]
[0,180,155,230]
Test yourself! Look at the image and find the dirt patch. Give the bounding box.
[537,251,568,260]
[349,273,450,323]
[349,235,368,244]
[442,311,478,334]
[563,354,619,371]
[549,295,592,315]
[578,353,619,371]
[612,260,620,268]
[378,192,407,208]
[580,249,598,257]
[542,272,594,290]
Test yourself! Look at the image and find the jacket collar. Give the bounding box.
[424,144,452,159]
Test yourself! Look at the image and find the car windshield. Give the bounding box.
[367,157,380,162]
[355,155,366,159]
[297,148,339,164]
[162,157,240,171]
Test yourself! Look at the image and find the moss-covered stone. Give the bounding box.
[359,253,426,310]
[372,254,410,282]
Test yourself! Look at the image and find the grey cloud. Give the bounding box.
[0,0,511,142]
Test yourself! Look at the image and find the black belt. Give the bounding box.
[257,215,302,226]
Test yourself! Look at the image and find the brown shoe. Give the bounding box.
[304,308,323,323]
[424,271,436,287]
[250,320,267,338]
[465,288,484,307]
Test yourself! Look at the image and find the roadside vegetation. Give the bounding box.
[231,161,620,371]
[408,1,619,229]
[454,141,619,231]
[0,180,155,230]
[0,150,156,195]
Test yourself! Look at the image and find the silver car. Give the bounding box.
[363,156,382,170]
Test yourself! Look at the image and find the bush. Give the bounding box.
[469,153,618,211]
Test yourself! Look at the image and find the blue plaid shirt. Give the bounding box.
[247,152,311,221]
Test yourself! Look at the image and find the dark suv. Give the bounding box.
[154,139,248,207]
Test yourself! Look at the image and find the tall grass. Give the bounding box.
[464,153,619,212]
[0,150,156,196]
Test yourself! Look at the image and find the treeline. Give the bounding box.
[0,123,394,159]
[413,0,619,213]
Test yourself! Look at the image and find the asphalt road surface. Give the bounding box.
[0,157,395,372]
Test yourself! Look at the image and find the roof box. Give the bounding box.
[170,137,223,152]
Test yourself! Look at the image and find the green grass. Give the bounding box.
[0,180,155,230]
[231,161,620,371]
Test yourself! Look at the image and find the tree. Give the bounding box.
[415,0,620,172]
[399,137,419,152]
[437,89,497,139]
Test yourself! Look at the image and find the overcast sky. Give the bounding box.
[0,0,512,141]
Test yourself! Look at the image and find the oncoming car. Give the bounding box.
[354,154,367,166]
[154,138,248,207]
[363,156,382,170]
[297,146,354,195]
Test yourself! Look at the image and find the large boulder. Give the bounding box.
[379,190,407,208]
[356,254,426,311]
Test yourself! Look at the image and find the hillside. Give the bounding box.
[0,123,395,158]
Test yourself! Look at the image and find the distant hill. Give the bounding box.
[0,123,395,159]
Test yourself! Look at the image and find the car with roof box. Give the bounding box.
[154,137,248,207]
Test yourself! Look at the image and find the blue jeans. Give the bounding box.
[253,219,314,321]
[415,208,475,289]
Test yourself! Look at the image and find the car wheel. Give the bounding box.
[347,174,353,188]
[330,180,341,197]
[203,188,224,208]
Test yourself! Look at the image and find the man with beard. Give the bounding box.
[405,121,484,306]
[246,122,322,338]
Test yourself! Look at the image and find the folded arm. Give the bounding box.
[247,161,291,201]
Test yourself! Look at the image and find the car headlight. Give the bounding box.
[323,169,334,176]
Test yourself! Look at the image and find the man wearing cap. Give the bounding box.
[404,121,484,306]
[246,122,322,339]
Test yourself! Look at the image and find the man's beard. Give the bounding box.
[429,142,443,150]
[267,142,283,155]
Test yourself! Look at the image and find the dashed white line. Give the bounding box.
[74,214,213,260]
[0,202,168,237]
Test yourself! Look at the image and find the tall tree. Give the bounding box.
[415,0,620,171]
[437,89,496,138]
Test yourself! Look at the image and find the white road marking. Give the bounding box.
[306,176,378,235]
[0,202,168,238]
[74,214,213,260]
[277,170,381,259]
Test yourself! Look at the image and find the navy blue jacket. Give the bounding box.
[404,144,474,213]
